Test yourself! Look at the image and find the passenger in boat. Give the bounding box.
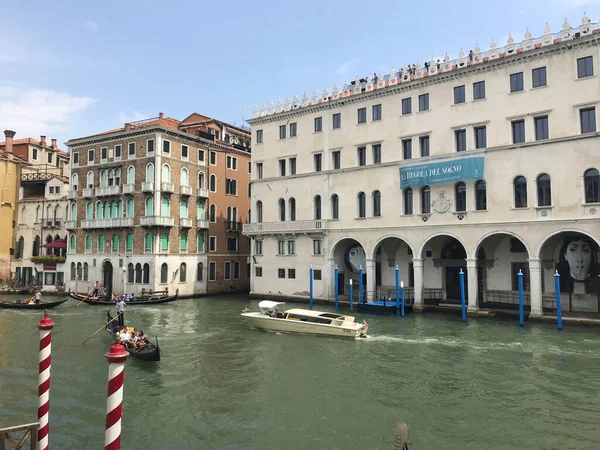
[34,290,42,304]
[268,309,277,318]
[129,293,136,302]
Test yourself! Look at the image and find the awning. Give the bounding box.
[41,239,67,249]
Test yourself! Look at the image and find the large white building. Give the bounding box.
[244,15,600,317]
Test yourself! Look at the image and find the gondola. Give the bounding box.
[69,289,178,306]
[0,298,68,310]
[106,311,161,362]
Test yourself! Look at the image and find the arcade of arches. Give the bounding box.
[329,230,600,314]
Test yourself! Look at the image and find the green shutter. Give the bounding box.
[127,233,133,251]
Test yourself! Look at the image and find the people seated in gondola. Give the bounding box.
[129,293,136,302]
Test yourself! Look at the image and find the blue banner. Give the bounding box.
[399,157,485,189]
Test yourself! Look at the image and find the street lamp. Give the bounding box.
[122,266,127,296]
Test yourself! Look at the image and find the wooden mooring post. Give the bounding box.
[0,422,39,450]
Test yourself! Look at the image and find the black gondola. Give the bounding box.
[69,289,178,306]
[0,298,68,310]
[105,311,161,362]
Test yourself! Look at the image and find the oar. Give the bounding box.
[76,288,93,307]
[81,305,129,345]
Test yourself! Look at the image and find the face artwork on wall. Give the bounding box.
[556,234,600,293]
[344,245,366,274]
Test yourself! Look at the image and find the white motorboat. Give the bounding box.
[241,301,368,339]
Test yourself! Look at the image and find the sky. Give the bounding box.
[1,0,600,149]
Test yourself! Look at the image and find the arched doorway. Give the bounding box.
[538,231,600,313]
[420,235,468,304]
[102,260,113,296]
[330,238,367,298]
[373,237,414,301]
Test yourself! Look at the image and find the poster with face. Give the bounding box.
[344,245,366,274]
[556,234,599,293]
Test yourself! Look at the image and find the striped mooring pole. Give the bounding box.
[37,310,54,450]
[105,343,128,450]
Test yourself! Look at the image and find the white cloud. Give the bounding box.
[84,20,98,32]
[0,86,95,140]
[117,110,148,124]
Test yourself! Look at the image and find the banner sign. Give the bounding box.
[400,157,485,189]
[43,264,57,271]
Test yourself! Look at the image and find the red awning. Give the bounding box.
[40,239,67,249]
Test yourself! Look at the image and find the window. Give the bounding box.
[227,238,238,252]
[333,113,341,129]
[210,151,216,165]
[532,67,547,88]
[209,262,216,281]
[146,163,154,182]
[372,190,381,217]
[247,161,251,173]
[357,192,366,218]
[162,164,171,183]
[256,129,263,144]
[278,268,286,279]
[278,198,286,221]
[210,174,216,192]
[289,123,297,137]
[224,262,231,280]
[199,149,205,163]
[115,145,122,159]
[314,153,322,172]
[313,270,322,280]
[256,201,262,223]
[279,125,286,139]
[254,239,263,255]
[162,140,170,154]
[256,163,263,179]
[372,104,382,121]
[112,234,119,251]
[47,152,52,164]
[403,188,413,215]
[331,194,339,219]
[134,263,142,283]
[180,167,189,186]
[287,240,295,255]
[419,136,430,157]
[181,145,189,159]
[209,204,216,222]
[278,239,285,255]
[209,236,217,252]
[72,152,79,165]
[289,157,296,175]
[514,176,528,208]
[314,117,322,132]
[357,107,366,124]
[197,263,204,282]
[88,149,94,163]
[313,239,322,255]
[85,234,92,252]
[421,186,431,214]
[289,198,296,221]
[510,72,524,92]
[145,197,153,216]
[144,233,152,252]
[127,165,135,185]
[512,120,525,144]
[225,178,237,195]
[128,143,136,156]
[100,147,108,160]
[255,266,263,277]
[279,159,286,176]
[226,155,237,170]
[455,182,466,212]
[584,169,600,203]
[314,195,321,220]
[332,151,341,170]
[474,126,487,149]
[161,198,169,216]
[288,268,296,279]
[357,147,366,166]
[128,263,134,283]
[147,139,155,154]
[455,129,467,152]
[126,233,133,252]
[33,148,38,160]
[454,85,466,104]
[197,233,204,252]
[475,180,487,211]
[180,199,188,218]
[534,115,549,140]
[402,98,412,115]
[372,144,381,164]
[418,94,429,111]
[402,139,412,160]
[577,56,594,78]
[537,174,552,206]
[473,81,485,100]
[580,107,597,134]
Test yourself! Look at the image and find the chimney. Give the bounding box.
[40,135,47,146]
[51,139,57,150]
[159,112,164,119]
[124,123,132,130]
[4,130,16,161]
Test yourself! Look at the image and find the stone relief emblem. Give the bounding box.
[432,192,452,213]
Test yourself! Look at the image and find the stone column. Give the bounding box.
[466,258,478,315]
[328,257,336,300]
[365,258,376,301]
[528,258,543,317]
[412,258,424,311]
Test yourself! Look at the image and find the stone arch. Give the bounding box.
[329,236,368,260]
[329,236,368,298]
[474,230,532,259]
[417,232,470,260]
[535,228,600,259]
[371,235,415,300]
[370,234,416,259]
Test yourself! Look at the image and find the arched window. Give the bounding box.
[197,201,205,220]
[161,198,170,216]
[83,262,89,281]
[76,262,82,280]
[357,192,366,218]
[47,204,52,222]
[100,170,108,187]
[98,234,105,252]
[33,235,40,256]
[96,201,103,219]
[210,174,216,192]
[142,264,150,284]
[53,204,59,221]
[70,262,76,281]
[455,182,466,212]
[85,234,92,252]
[87,171,94,188]
[112,234,119,251]
[53,234,61,257]
[331,194,339,219]
[421,185,431,214]
[115,168,121,185]
[126,233,133,252]
[70,203,77,221]
[475,180,487,210]
[108,169,115,186]
[180,233,187,252]
[232,207,238,222]
[15,236,24,260]
[584,168,600,203]
[160,263,168,283]
[514,176,527,208]
[117,199,123,217]
[226,206,232,222]
[162,164,171,183]
[180,199,188,218]
[278,198,286,221]
[71,173,78,191]
[180,263,187,282]
[181,168,189,186]
[198,172,205,189]
[403,188,413,215]
[127,199,134,217]
[209,204,216,222]
[160,233,169,252]
[135,263,142,283]
[144,233,152,252]
[536,173,551,207]
[36,205,40,222]
[127,166,135,185]
[128,263,134,283]
[289,198,296,221]
[248,208,251,223]
[145,197,153,216]
[197,262,204,282]
[146,163,154,182]
[197,233,204,252]
[314,195,322,220]
[45,235,53,256]
[372,190,381,217]
[111,201,117,218]
[69,235,75,252]
[256,201,263,223]
[86,202,93,220]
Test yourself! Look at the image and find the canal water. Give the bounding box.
[1,294,600,450]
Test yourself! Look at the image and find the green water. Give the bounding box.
[1,294,599,449]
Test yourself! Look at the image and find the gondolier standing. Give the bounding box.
[92,280,100,297]
[116,296,126,328]
[34,290,42,304]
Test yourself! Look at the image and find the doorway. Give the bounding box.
[102,261,113,295]
[337,272,345,295]
[445,266,468,302]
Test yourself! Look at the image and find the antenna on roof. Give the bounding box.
[241,105,246,126]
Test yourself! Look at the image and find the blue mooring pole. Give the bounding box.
[395,265,400,317]
[309,265,313,310]
[334,265,339,311]
[349,279,353,313]
[518,269,524,326]
[358,266,363,305]
[401,281,405,317]
[555,270,563,331]
[459,268,466,322]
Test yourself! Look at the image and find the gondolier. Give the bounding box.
[92,281,100,297]
[116,296,126,328]
[34,290,42,304]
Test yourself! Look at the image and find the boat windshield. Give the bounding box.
[319,313,345,319]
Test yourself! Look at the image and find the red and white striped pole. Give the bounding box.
[37,310,54,450]
[104,343,128,450]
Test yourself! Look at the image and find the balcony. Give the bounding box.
[180,185,192,196]
[141,216,174,227]
[67,190,77,199]
[65,220,77,230]
[197,188,209,198]
[160,182,174,193]
[122,184,134,195]
[243,219,327,235]
[95,185,121,197]
[226,221,243,232]
[180,217,192,228]
[142,182,154,192]
[197,219,209,229]
[83,188,94,198]
[81,218,134,229]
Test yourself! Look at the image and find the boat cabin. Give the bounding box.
[257,301,356,325]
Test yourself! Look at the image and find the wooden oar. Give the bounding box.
[81,306,129,345]
[76,288,92,307]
